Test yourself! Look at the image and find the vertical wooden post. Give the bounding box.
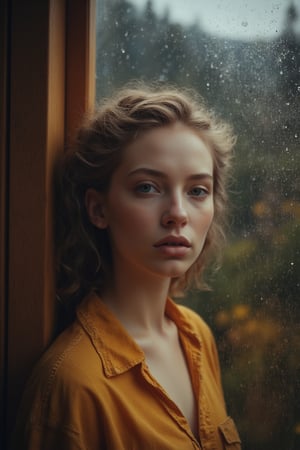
[6,0,66,440]
[65,0,96,144]
[2,0,96,445]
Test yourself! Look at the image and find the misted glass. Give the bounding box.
[95,1,300,449]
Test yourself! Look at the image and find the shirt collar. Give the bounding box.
[76,293,199,378]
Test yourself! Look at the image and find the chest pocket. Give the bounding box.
[218,417,241,450]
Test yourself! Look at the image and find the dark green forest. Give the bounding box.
[95,1,300,448]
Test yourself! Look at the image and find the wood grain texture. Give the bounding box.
[65,0,96,144]
[7,0,66,438]
[3,0,96,444]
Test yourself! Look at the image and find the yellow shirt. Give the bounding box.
[13,294,241,450]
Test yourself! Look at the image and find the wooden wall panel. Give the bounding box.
[2,0,96,446]
[6,0,66,440]
[0,0,9,448]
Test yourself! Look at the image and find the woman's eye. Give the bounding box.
[136,183,158,194]
[189,187,208,197]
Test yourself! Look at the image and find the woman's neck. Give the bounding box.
[101,268,172,338]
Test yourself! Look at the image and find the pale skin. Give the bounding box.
[85,122,214,441]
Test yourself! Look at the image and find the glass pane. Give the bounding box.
[95,1,300,448]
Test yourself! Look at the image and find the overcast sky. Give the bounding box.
[130,0,298,40]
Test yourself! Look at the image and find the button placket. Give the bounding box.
[140,363,202,449]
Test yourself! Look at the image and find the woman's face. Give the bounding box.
[88,123,214,283]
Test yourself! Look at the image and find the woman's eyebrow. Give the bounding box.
[127,167,213,181]
[127,168,167,178]
[188,173,213,182]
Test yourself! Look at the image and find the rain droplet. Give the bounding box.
[121,48,125,54]
[206,82,210,87]
[241,21,248,27]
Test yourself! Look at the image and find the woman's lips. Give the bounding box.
[153,235,191,248]
[153,236,191,257]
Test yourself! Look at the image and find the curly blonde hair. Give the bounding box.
[56,84,235,314]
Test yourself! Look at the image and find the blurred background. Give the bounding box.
[95,1,300,448]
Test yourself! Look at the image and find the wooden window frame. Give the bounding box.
[0,0,96,446]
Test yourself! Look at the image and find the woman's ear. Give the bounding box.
[85,188,108,229]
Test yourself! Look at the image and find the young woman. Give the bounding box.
[13,86,241,449]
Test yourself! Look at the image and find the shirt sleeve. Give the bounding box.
[11,358,108,450]
[12,423,84,450]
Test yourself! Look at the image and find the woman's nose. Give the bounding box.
[161,196,188,227]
